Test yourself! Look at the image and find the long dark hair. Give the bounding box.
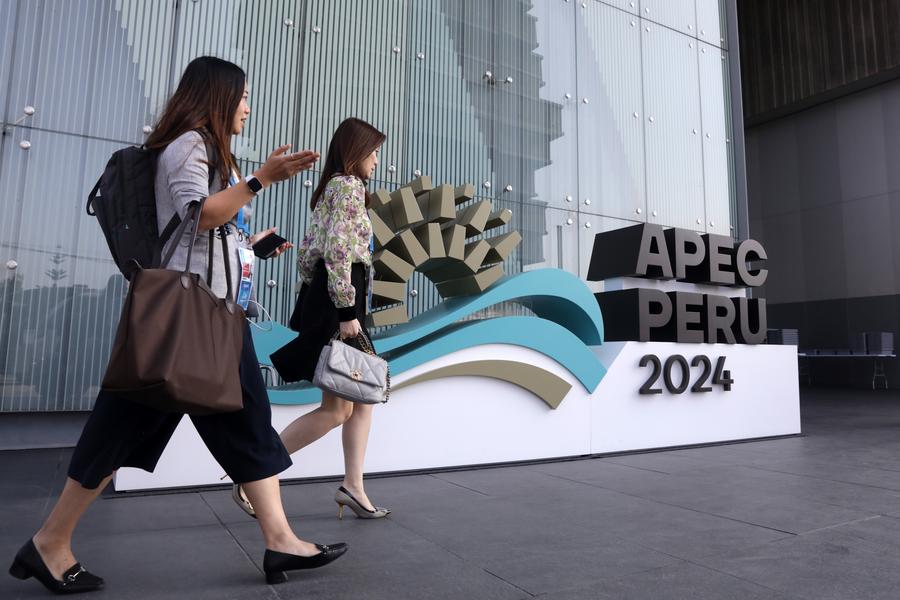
[145,56,245,185]
[311,118,386,210]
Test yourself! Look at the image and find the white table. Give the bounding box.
[797,352,895,389]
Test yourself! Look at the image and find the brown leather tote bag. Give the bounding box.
[101,199,246,415]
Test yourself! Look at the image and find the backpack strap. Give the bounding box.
[161,201,202,268]
[207,229,215,286]
[86,178,101,215]
[159,212,182,246]
[220,226,234,300]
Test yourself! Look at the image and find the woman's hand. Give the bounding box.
[339,319,362,340]
[201,146,318,230]
[255,145,320,186]
[250,227,293,257]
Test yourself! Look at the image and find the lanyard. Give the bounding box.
[228,172,254,309]
[231,173,251,236]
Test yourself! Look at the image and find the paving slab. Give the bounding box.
[698,518,900,600]
[536,562,792,600]
[1,388,898,598]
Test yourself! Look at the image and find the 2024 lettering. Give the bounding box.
[638,354,733,395]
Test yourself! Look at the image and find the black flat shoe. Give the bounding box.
[9,539,104,594]
[262,543,348,584]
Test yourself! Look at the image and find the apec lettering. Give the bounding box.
[587,223,768,286]
[587,224,768,344]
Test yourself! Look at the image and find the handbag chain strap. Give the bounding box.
[333,330,390,402]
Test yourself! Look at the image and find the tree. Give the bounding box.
[45,247,68,287]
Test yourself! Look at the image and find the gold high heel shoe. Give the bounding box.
[221,473,256,519]
[232,483,256,518]
[334,486,390,520]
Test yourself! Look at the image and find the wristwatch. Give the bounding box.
[245,175,264,194]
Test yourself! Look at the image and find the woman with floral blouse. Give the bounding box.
[233,118,391,520]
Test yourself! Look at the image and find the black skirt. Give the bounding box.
[271,260,369,383]
[67,323,292,488]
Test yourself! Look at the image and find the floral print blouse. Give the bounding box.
[297,175,372,314]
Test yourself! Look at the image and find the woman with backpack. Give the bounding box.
[8,56,347,594]
[232,118,391,522]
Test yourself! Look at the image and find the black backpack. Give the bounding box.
[86,133,216,280]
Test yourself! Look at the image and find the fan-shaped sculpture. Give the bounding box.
[367,175,522,328]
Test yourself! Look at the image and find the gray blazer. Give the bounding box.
[155,130,250,301]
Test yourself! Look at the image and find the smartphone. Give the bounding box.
[252,232,289,259]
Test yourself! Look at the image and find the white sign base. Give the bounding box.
[114,342,800,491]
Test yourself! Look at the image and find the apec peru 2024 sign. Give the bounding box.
[587,224,769,395]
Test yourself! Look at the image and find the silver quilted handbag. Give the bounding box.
[313,332,390,404]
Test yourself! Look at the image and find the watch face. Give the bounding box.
[247,177,263,193]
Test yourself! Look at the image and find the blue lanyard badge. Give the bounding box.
[236,247,255,310]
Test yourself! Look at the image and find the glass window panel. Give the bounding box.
[597,0,639,15]
[640,0,697,37]
[7,0,175,143]
[699,44,734,235]
[402,271,438,322]
[490,2,525,226]
[398,0,498,316]
[488,197,525,274]
[526,208,580,275]
[696,0,727,49]
[490,0,576,261]
[0,129,123,412]
[642,22,705,230]
[577,2,646,220]
[492,1,581,272]
[293,0,407,184]
[404,0,492,189]
[0,0,17,124]
[578,215,639,291]
[495,199,547,275]
[520,1,577,212]
[171,0,303,164]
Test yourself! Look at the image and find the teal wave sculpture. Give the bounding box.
[258,268,607,406]
[372,268,604,354]
[384,316,605,391]
[267,315,606,405]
